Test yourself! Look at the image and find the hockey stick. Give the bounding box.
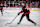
[6,15,18,25]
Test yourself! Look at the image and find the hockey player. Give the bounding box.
[17,3,36,25]
[0,3,4,16]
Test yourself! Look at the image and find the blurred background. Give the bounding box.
[0,0,40,8]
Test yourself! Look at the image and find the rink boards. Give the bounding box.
[3,7,40,11]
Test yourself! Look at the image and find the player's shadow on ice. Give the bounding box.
[9,24,20,27]
[7,24,40,27]
[8,24,34,27]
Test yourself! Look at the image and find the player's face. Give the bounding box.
[1,4,3,6]
[22,3,25,6]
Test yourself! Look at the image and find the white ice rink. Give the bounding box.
[0,10,40,27]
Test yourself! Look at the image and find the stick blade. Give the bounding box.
[7,23,11,24]
[5,23,11,26]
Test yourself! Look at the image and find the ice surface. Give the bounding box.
[0,10,40,27]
